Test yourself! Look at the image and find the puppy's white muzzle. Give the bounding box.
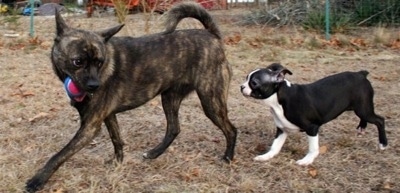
[240,83,252,96]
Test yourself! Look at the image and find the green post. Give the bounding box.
[29,0,34,37]
[325,0,330,40]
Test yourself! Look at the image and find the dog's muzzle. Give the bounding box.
[240,84,251,97]
[86,79,100,92]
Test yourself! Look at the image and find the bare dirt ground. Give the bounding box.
[1,7,400,193]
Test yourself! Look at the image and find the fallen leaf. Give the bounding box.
[51,187,67,193]
[319,145,328,154]
[29,112,49,122]
[224,33,242,45]
[390,40,400,49]
[308,167,318,178]
[22,91,35,97]
[350,38,367,47]
[248,40,263,48]
[191,168,201,177]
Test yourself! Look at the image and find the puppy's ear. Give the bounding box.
[97,24,125,42]
[266,63,292,82]
[55,8,69,37]
[266,63,285,72]
[276,68,292,82]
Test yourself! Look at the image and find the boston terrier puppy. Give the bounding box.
[240,63,387,165]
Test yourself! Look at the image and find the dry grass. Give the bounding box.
[1,8,400,193]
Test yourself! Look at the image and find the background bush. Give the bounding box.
[241,0,400,32]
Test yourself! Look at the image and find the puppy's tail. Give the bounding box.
[163,2,222,39]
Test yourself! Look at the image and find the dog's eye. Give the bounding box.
[72,59,85,67]
[250,80,258,87]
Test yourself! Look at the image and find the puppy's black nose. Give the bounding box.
[86,79,99,91]
[240,85,245,91]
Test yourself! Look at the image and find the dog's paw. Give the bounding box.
[142,151,159,159]
[296,153,318,166]
[25,178,44,193]
[379,144,387,150]
[296,158,313,166]
[142,152,150,159]
[253,153,275,161]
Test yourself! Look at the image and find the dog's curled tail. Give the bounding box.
[163,2,222,39]
[359,70,369,77]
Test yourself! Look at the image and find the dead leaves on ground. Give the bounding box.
[10,83,35,98]
[1,36,49,50]
[224,32,400,51]
[8,83,57,123]
[224,32,242,45]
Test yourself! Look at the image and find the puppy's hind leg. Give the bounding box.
[354,101,387,150]
[104,114,125,162]
[254,128,287,161]
[143,86,192,159]
[358,114,387,150]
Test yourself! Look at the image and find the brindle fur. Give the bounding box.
[26,3,237,192]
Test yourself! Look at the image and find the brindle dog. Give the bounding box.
[26,2,237,192]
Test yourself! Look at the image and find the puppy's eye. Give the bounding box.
[72,59,85,67]
[250,80,258,87]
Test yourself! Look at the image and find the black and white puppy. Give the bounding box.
[240,63,387,165]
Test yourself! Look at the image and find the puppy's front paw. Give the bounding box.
[253,152,275,161]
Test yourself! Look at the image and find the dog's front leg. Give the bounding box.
[104,114,125,162]
[143,90,183,159]
[26,121,102,192]
[296,131,319,166]
[254,128,287,161]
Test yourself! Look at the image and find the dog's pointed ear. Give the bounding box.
[266,63,292,82]
[55,8,69,37]
[97,24,125,42]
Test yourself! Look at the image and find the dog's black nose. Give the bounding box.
[86,80,100,91]
[240,85,245,91]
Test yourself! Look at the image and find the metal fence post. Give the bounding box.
[325,0,330,40]
[29,0,34,37]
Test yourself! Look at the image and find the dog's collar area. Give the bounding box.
[64,77,87,102]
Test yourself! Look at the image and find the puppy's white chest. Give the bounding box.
[263,94,300,133]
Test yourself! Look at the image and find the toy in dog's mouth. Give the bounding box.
[64,77,86,102]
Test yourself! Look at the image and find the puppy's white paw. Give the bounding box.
[296,153,318,166]
[379,144,387,150]
[254,152,275,161]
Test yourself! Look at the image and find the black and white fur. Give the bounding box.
[240,63,387,165]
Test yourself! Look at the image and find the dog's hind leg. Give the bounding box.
[143,86,192,159]
[104,114,125,162]
[371,114,387,150]
[354,103,387,150]
[196,87,237,162]
[357,113,387,150]
[26,120,103,192]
